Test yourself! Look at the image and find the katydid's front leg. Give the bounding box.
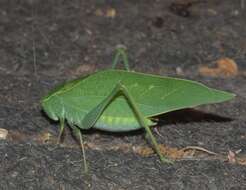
[82,83,173,164]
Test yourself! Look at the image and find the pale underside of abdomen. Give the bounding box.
[94,115,156,132]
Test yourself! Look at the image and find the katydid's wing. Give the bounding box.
[42,69,235,129]
[77,70,235,118]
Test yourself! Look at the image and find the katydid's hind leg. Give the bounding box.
[143,129,172,163]
[112,50,121,70]
[112,45,130,71]
[57,118,65,144]
[117,84,173,164]
[71,126,88,173]
[82,82,172,163]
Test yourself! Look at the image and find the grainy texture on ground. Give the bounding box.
[0,0,246,189]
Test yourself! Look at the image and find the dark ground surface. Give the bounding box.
[0,0,246,189]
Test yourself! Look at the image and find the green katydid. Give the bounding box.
[41,47,235,172]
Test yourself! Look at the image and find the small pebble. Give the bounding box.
[0,128,8,140]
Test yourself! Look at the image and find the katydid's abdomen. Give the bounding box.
[94,115,155,132]
[42,69,234,131]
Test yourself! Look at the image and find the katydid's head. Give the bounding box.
[41,95,60,121]
[41,78,80,121]
[42,92,62,121]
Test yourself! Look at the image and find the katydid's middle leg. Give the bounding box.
[57,117,65,144]
[71,125,88,173]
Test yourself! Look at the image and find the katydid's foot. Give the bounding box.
[159,155,174,164]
